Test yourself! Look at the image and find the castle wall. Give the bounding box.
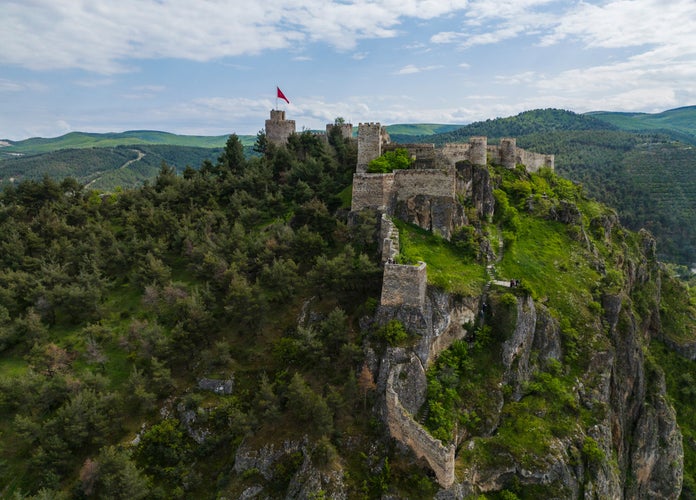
[380,214,400,263]
[385,377,455,487]
[380,262,427,308]
[265,110,296,146]
[392,169,456,200]
[351,173,395,212]
[439,143,471,166]
[518,149,555,172]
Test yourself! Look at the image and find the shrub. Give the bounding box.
[367,149,414,173]
[582,436,605,465]
[375,320,410,346]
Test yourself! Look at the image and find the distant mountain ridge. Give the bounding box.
[587,106,696,144]
[0,125,460,157]
[0,130,251,156]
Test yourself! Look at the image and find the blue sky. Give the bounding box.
[1,0,695,140]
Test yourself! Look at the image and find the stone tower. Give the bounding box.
[326,122,353,140]
[357,122,389,173]
[500,138,517,169]
[265,110,296,146]
[469,136,487,166]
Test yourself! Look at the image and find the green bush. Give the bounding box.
[582,436,605,465]
[375,320,410,346]
[367,149,414,173]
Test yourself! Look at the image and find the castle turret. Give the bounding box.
[265,109,296,146]
[500,138,517,169]
[357,122,389,173]
[326,122,353,140]
[469,136,487,166]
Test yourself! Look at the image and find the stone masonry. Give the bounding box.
[357,123,390,172]
[265,109,296,146]
[380,261,427,308]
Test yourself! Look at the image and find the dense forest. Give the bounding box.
[1,125,695,498]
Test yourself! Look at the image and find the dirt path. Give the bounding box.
[85,149,145,188]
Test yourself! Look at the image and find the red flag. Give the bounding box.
[277,86,290,104]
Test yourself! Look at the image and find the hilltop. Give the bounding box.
[2,107,696,266]
[0,127,694,498]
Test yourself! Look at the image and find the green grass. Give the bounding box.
[0,352,28,378]
[394,219,487,296]
[337,184,353,209]
[497,214,600,326]
[649,341,696,497]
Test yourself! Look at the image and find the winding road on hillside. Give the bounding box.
[85,148,145,188]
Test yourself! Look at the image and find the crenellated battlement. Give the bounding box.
[265,109,296,146]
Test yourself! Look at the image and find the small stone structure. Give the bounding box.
[265,110,296,146]
[198,377,234,395]
[380,261,427,308]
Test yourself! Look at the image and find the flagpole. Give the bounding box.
[275,85,278,110]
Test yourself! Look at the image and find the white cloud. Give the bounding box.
[395,64,442,75]
[0,0,471,74]
[0,78,47,92]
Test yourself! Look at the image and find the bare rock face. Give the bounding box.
[448,289,683,499]
[233,439,347,499]
[393,195,466,240]
[456,162,495,220]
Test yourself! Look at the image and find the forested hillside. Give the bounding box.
[0,145,225,191]
[1,126,695,498]
[588,106,696,145]
[397,109,696,265]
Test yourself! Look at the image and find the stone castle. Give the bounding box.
[266,110,554,487]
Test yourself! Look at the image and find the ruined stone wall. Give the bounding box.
[357,122,385,173]
[380,214,400,263]
[265,110,296,146]
[380,262,427,308]
[351,173,395,212]
[392,169,456,201]
[439,143,471,166]
[385,376,455,487]
[518,150,555,172]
